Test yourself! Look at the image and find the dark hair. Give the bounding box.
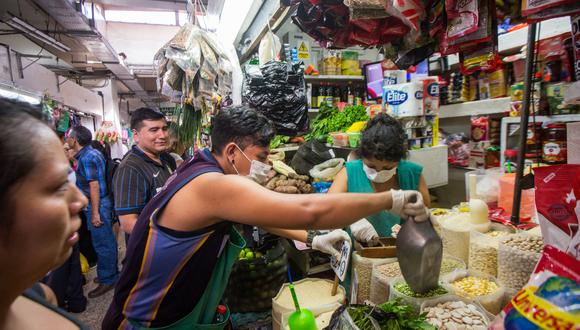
[0,98,48,233]
[211,105,275,153]
[91,140,111,160]
[358,113,407,162]
[131,107,165,131]
[70,126,92,147]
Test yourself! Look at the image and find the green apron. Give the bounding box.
[342,159,422,299]
[128,226,245,330]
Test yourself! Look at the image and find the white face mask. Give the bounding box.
[363,163,397,183]
[232,145,272,185]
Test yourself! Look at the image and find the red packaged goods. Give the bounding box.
[445,0,479,41]
[384,0,425,32]
[522,0,579,18]
[534,165,580,252]
[489,164,580,330]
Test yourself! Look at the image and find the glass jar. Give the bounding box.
[542,123,567,164]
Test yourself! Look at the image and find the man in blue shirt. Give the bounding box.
[68,126,118,298]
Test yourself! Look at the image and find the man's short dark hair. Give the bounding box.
[358,113,407,162]
[211,105,275,153]
[71,126,92,147]
[131,107,165,131]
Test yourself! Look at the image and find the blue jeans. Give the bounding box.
[84,197,119,285]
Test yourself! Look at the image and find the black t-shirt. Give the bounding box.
[113,146,176,216]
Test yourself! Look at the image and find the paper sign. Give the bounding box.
[330,240,351,282]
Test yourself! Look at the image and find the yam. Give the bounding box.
[275,179,298,188]
[266,176,282,190]
[288,173,310,182]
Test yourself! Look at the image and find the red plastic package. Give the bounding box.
[384,0,425,32]
[445,0,479,40]
[534,165,580,254]
[522,0,578,17]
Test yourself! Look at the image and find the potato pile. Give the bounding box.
[266,172,313,194]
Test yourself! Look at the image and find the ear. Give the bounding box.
[224,143,238,162]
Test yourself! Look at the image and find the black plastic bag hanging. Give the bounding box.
[242,61,309,136]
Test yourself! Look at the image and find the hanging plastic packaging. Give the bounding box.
[521,0,580,19]
[258,31,281,66]
[384,0,425,32]
[242,61,309,136]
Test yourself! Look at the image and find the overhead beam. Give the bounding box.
[94,0,189,11]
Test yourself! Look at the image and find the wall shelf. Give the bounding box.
[439,97,511,118]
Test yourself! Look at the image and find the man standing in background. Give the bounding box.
[68,126,119,298]
[113,108,176,238]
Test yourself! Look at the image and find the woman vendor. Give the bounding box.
[330,113,431,241]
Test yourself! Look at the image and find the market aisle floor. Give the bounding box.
[77,235,126,330]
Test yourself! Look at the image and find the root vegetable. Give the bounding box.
[274,186,300,194]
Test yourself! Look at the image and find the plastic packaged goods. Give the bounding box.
[421,296,491,329]
[446,270,506,315]
[389,277,450,311]
[309,158,345,182]
[469,229,512,277]
[382,82,424,118]
[272,279,346,330]
[351,252,395,304]
[439,213,471,264]
[497,234,543,291]
[330,132,349,147]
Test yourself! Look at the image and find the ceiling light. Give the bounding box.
[5,16,71,52]
[87,60,102,64]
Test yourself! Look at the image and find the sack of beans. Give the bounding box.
[439,214,471,265]
[469,226,514,277]
[497,234,543,291]
[421,295,493,329]
[351,252,395,304]
[446,270,506,315]
[369,260,401,304]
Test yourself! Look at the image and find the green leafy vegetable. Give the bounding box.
[347,299,436,330]
[270,135,290,149]
[306,104,368,142]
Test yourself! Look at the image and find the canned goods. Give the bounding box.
[526,122,542,154]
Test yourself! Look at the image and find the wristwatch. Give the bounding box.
[306,230,321,247]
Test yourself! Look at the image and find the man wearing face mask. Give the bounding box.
[103,106,428,329]
[330,113,431,242]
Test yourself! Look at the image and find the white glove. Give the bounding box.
[311,230,351,259]
[390,189,430,222]
[350,218,379,243]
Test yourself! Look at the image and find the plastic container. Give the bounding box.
[389,277,450,312]
[330,132,349,147]
[445,270,506,315]
[347,132,361,148]
[498,173,536,220]
[272,278,346,330]
[420,295,493,329]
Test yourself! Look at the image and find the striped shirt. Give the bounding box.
[113,146,176,216]
[102,149,232,329]
[75,145,108,198]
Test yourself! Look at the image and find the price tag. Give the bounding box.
[330,240,351,282]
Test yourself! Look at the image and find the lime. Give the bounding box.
[238,251,245,259]
[245,251,255,259]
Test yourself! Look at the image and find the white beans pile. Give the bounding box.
[498,235,543,290]
[424,300,488,330]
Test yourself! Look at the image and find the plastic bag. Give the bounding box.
[309,158,345,182]
[497,234,543,291]
[370,260,400,304]
[445,0,479,40]
[384,0,425,32]
[258,31,281,66]
[490,245,580,329]
[352,253,395,304]
[469,228,513,277]
[446,269,506,315]
[242,61,309,136]
[291,140,335,176]
[280,302,342,330]
[439,213,471,264]
[328,305,381,330]
[388,277,451,312]
[420,295,493,329]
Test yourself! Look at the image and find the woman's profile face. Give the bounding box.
[0,130,87,283]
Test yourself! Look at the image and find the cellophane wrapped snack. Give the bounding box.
[490,165,580,329]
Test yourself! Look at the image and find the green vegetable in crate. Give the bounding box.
[306,104,369,141]
[346,299,435,330]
